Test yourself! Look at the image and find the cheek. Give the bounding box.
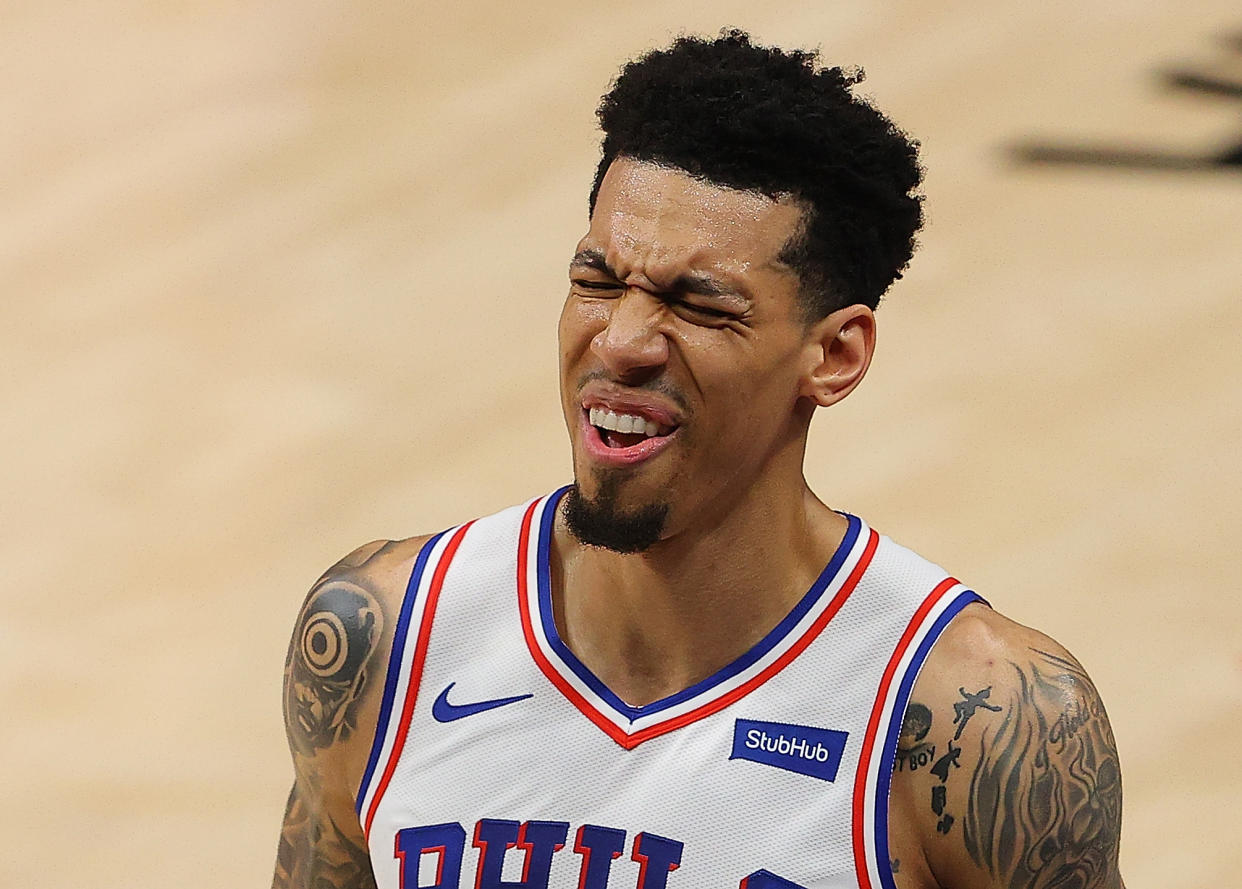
[697,355,800,438]
[558,297,610,359]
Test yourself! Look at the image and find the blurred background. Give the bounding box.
[4,1,1240,885]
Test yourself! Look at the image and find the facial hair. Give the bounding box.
[563,472,669,554]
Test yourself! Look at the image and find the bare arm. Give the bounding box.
[891,606,1125,889]
[273,782,376,889]
[960,646,1123,887]
[273,539,415,889]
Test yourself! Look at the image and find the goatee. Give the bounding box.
[563,474,668,554]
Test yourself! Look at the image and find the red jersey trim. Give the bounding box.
[362,521,474,839]
[517,497,879,750]
[850,576,959,889]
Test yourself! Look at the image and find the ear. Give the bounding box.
[798,304,876,407]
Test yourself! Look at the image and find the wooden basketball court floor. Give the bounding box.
[4,2,1240,885]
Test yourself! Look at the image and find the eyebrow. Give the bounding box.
[569,248,752,305]
[569,249,613,276]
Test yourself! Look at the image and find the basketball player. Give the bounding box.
[273,31,1125,889]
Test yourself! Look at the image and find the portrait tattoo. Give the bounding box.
[284,579,385,757]
[963,648,1122,889]
[898,702,933,750]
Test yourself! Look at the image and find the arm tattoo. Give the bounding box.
[963,648,1123,889]
[952,686,1002,739]
[274,785,378,889]
[283,577,385,757]
[276,544,396,889]
[898,702,933,751]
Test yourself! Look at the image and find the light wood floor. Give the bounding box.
[4,2,1240,886]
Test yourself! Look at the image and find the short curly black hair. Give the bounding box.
[590,30,924,319]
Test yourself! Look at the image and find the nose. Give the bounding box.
[590,287,670,380]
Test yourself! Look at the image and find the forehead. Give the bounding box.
[584,158,805,282]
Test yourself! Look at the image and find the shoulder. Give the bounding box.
[889,603,1124,889]
[283,535,433,791]
[910,604,1110,740]
[274,536,434,889]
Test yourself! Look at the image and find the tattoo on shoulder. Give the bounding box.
[963,648,1123,888]
[898,702,933,752]
[952,686,1002,739]
[284,556,389,757]
[895,702,936,773]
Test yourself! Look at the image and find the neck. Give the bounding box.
[549,476,850,707]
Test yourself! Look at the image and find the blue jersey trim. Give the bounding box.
[872,589,986,889]
[535,488,863,722]
[354,531,447,815]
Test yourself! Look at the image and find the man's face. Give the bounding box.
[558,157,818,551]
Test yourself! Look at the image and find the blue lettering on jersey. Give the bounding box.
[630,832,683,889]
[739,869,808,889]
[573,824,627,889]
[395,822,466,889]
[472,818,569,889]
[395,818,796,888]
[729,719,849,782]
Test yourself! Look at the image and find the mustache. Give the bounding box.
[574,370,692,416]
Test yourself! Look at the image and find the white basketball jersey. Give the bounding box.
[356,489,983,889]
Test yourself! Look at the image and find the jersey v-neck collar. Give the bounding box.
[516,487,878,749]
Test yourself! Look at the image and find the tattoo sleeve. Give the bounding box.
[963,648,1123,889]
[274,544,393,889]
[274,785,378,889]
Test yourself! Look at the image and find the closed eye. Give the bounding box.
[570,277,623,293]
[570,275,743,324]
[665,296,739,323]
[680,302,732,319]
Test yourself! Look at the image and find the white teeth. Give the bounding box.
[587,407,666,437]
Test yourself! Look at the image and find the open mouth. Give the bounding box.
[588,406,675,449]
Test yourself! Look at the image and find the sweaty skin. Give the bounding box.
[554,158,874,706]
[273,158,1125,889]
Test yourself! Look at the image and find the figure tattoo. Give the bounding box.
[952,686,1002,739]
[963,648,1123,889]
[283,579,385,757]
[930,739,961,783]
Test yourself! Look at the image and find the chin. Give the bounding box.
[562,476,670,554]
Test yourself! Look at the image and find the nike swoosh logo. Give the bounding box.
[431,682,533,723]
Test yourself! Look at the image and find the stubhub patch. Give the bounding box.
[730,718,849,782]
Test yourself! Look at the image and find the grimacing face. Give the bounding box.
[558,157,829,545]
